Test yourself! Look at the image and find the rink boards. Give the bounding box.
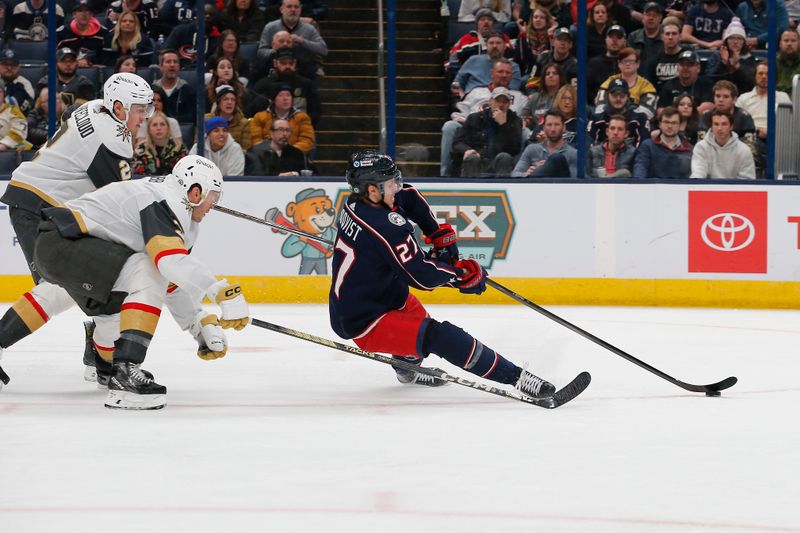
[2,178,800,308]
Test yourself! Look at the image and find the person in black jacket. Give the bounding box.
[452,86,522,177]
[252,118,310,176]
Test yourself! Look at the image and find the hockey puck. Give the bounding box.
[705,390,721,397]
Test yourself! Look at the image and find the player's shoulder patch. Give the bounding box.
[387,211,406,226]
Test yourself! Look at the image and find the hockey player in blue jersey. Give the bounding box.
[329,149,556,399]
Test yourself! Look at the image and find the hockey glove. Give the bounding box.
[208,279,250,330]
[425,224,459,265]
[453,259,487,295]
[189,313,228,360]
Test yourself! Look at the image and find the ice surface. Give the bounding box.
[0,303,797,533]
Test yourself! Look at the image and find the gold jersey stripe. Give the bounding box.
[8,180,63,208]
[145,235,187,265]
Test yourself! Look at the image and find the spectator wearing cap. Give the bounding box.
[0,79,30,151]
[0,49,34,114]
[106,0,159,38]
[656,49,714,116]
[451,86,522,177]
[512,108,577,178]
[643,16,687,91]
[250,84,315,154]
[37,48,98,106]
[11,0,64,41]
[152,49,197,123]
[452,32,523,96]
[705,18,757,95]
[681,0,732,50]
[133,110,188,175]
[595,48,657,119]
[586,113,635,177]
[736,0,789,50]
[57,0,108,66]
[447,8,511,70]
[586,24,627,104]
[586,2,611,59]
[251,47,320,126]
[204,84,252,150]
[190,115,245,176]
[165,4,222,67]
[533,27,577,86]
[248,118,310,176]
[633,105,693,179]
[778,28,800,93]
[100,8,154,67]
[627,2,663,66]
[458,1,511,23]
[512,7,552,77]
[588,77,651,147]
[690,109,755,179]
[257,0,328,79]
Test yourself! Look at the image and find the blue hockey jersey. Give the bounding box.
[329,186,459,339]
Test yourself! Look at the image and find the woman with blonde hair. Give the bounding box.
[102,10,154,66]
[132,110,188,175]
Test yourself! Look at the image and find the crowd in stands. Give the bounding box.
[443,0,800,179]
[0,0,327,175]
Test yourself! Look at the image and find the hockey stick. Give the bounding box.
[249,318,591,409]
[214,204,328,244]
[216,204,735,395]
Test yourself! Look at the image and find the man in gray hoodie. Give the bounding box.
[690,110,755,179]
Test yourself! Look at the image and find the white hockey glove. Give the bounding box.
[208,279,250,330]
[189,312,228,360]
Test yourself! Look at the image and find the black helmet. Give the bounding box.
[345,149,402,194]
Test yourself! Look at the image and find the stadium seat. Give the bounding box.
[136,65,159,84]
[78,66,103,88]
[178,69,203,84]
[9,40,48,64]
[239,42,258,66]
[0,150,19,175]
[179,123,196,145]
[20,65,46,86]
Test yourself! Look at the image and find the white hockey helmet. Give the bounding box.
[103,72,154,121]
[170,155,224,207]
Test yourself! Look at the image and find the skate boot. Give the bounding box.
[515,366,556,399]
[105,361,167,410]
[392,356,447,387]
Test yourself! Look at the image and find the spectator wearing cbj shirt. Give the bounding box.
[633,106,693,178]
[681,0,732,50]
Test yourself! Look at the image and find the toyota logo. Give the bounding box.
[700,213,755,252]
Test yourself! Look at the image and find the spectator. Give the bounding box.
[593,0,637,33]
[208,30,251,83]
[106,0,159,38]
[26,88,65,149]
[151,49,197,123]
[586,24,626,104]
[644,16,687,91]
[136,85,182,145]
[777,28,800,93]
[531,82,578,144]
[452,86,522,177]
[673,92,701,144]
[586,2,611,58]
[251,47,320,126]
[252,29,314,84]
[189,115,245,175]
[133,110,188,175]
[250,118,309,175]
[0,49,34,114]
[441,58,526,176]
[115,54,138,73]
[452,33,523,95]
[250,84,315,154]
[11,0,64,41]
[222,0,267,42]
[157,0,197,29]
[205,84,251,150]
[586,114,635,177]
[595,47,657,119]
[257,0,328,79]
[101,9,154,67]
[0,80,30,151]
[705,18,756,95]
[633,106,693,178]
[588,77,651,147]
[690,109,755,179]
[738,63,791,145]
[57,0,107,67]
[657,50,714,116]
[165,4,222,67]
[698,80,756,151]
[525,62,566,125]
[627,2,663,66]
[448,8,507,69]
[512,7,553,76]
[205,57,248,113]
[736,0,789,50]
[512,109,577,177]
[516,0,572,30]
[458,0,512,23]
[37,48,98,106]
[681,0,732,50]
[533,26,577,85]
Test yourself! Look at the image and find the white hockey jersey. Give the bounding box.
[2,100,134,213]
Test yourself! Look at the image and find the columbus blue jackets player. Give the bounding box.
[329,150,556,399]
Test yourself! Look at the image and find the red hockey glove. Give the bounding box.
[453,259,487,295]
[425,224,459,265]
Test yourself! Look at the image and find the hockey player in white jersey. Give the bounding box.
[0,73,153,389]
[27,155,249,409]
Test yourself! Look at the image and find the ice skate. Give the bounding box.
[392,356,447,387]
[515,366,556,399]
[105,361,166,410]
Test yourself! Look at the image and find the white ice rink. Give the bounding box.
[0,303,798,533]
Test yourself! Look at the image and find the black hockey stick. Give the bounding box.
[216,204,733,395]
[485,279,737,395]
[250,318,591,409]
[0,365,9,386]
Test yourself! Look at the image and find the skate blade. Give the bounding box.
[84,365,97,383]
[104,390,166,410]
